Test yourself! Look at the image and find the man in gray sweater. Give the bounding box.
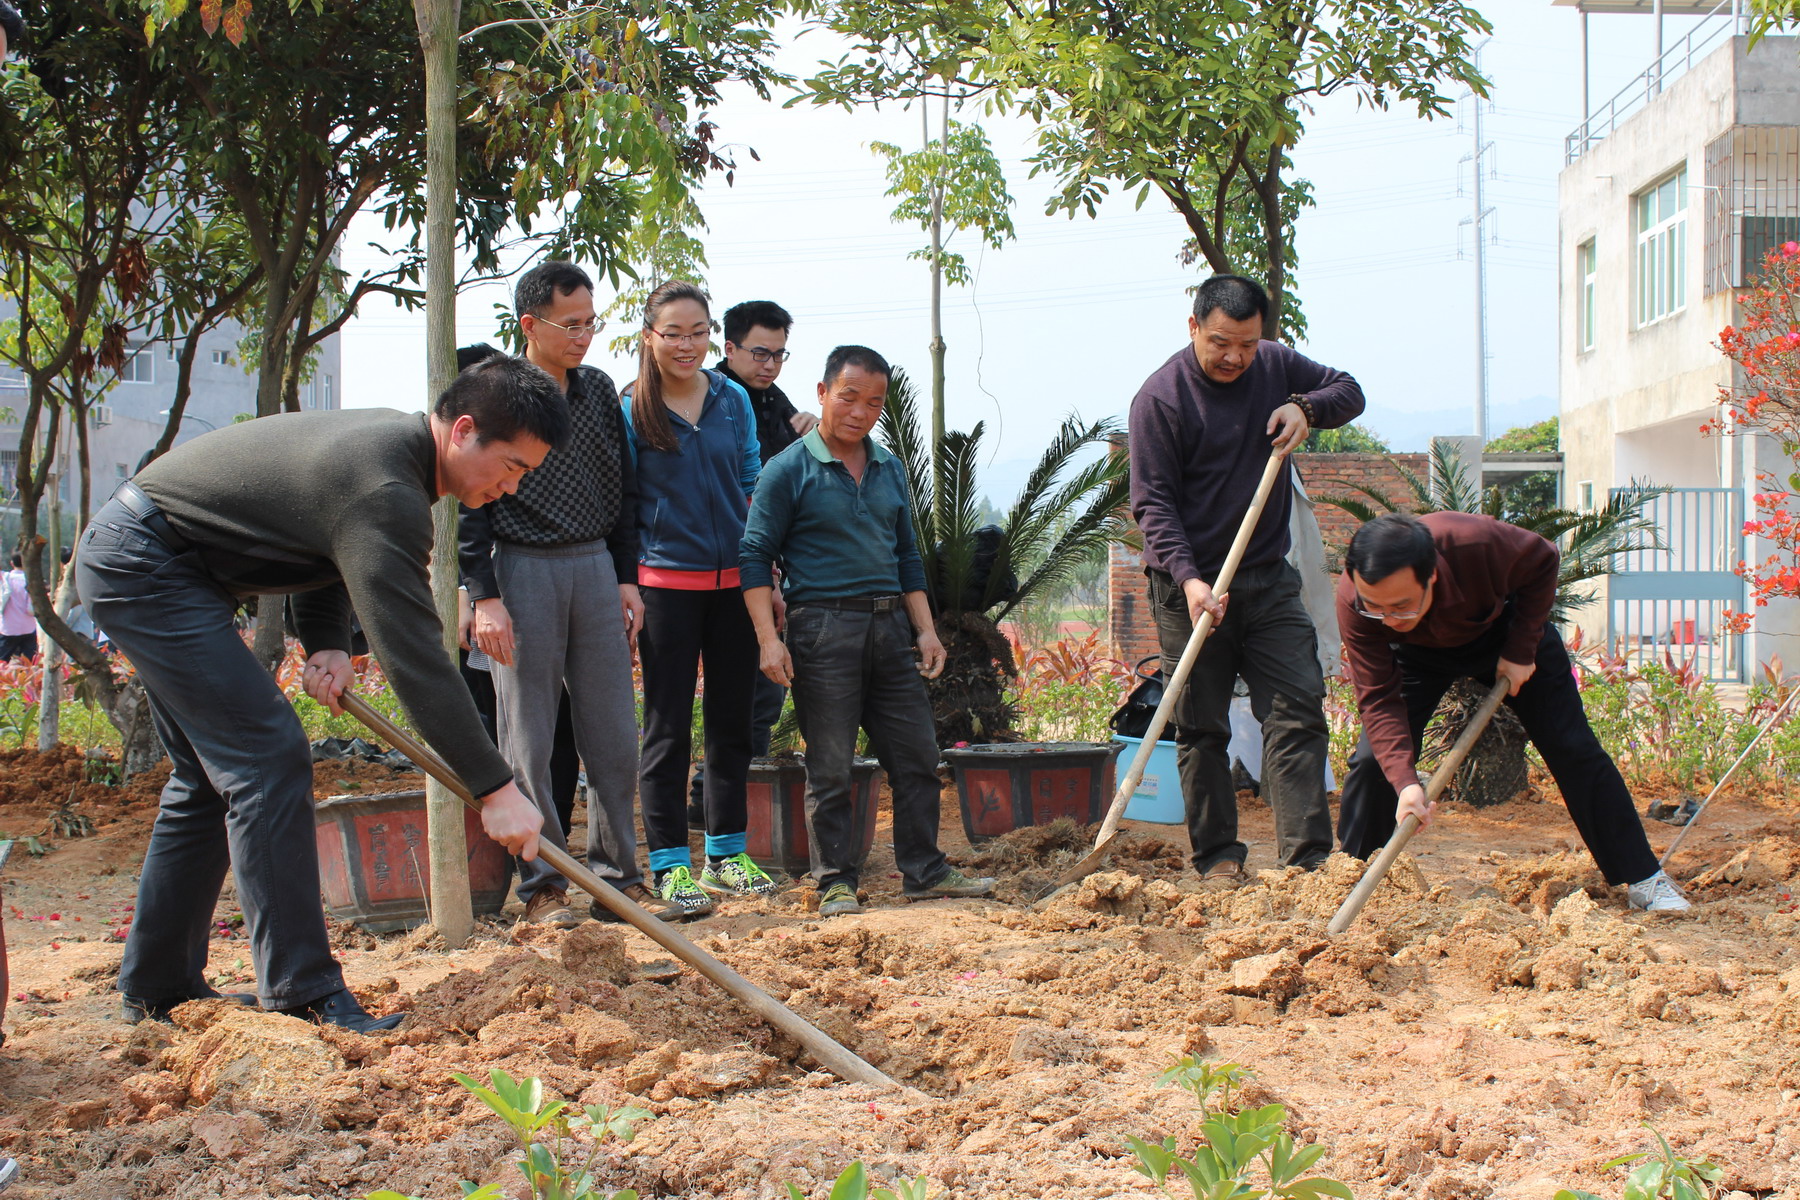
[76,356,564,1033]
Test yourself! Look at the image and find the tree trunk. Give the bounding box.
[416,0,474,948]
[926,92,946,469]
[1432,678,1530,808]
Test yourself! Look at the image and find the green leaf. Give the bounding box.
[1126,1136,1175,1185]
[828,1162,870,1200]
[1551,1191,1609,1200]
[1284,1179,1354,1200]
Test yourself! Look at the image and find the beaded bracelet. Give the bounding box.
[1288,393,1316,427]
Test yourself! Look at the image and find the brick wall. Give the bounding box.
[1108,452,1427,664]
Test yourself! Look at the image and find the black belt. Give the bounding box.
[114,480,191,554]
[805,594,903,613]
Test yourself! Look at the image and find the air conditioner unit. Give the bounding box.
[90,405,113,427]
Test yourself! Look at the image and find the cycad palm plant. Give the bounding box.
[877,369,1132,745]
[1317,446,1666,806]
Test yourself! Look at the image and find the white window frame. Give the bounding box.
[1634,167,1688,328]
[210,348,230,366]
[1577,239,1597,353]
[119,344,155,385]
[1578,480,1595,512]
[323,373,334,409]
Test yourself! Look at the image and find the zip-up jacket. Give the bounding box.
[621,370,761,589]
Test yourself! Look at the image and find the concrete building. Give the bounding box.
[0,316,342,529]
[1558,6,1800,679]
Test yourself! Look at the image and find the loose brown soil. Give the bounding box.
[1,748,1797,1199]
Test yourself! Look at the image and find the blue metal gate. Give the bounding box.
[1606,487,1746,682]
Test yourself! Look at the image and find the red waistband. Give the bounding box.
[639,565,742,590]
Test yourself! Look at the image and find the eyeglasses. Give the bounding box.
[740,347,790,364]
[1354,603,1424,621]
[646,328,709,347]
[532,315,603,339]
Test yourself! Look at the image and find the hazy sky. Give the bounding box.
[338,0,1709,497]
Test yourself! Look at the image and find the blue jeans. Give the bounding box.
[786,605,949,892]
[76,498,343,1008]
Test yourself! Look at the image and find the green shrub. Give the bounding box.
[1555,1123,1722,1200]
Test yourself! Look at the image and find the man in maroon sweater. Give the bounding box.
[1129,275,1365,884]
[1337,511,1689,912]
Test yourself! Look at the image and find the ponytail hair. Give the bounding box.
[633,280,712,455]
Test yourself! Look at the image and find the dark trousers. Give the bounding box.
[76,499,342,1009]
[638,587,758,855]
[0,633,35,662]
[787,604,949,892]
[1149,561,1333,871]
[691,672,786,805]
[1337,620,1659,886]
[461,653,579,836]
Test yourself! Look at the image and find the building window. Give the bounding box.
[119,344,155,385]
[302,378,316,409]
[1577,239,1597,353]
[210,348,230,366]
[116,463,129,481]
[1635,167,1687,327]
[323,373,334,409]
[1578,480,1595,512]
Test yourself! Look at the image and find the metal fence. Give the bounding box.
[1566,0,1739,164]
[1606,487,1746,681]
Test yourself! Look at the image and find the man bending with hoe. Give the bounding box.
[76,356,564,1032]
[740,345,994,917]
[1336,511,1689,913]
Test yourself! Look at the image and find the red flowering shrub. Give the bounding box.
[1703,241,1800,630]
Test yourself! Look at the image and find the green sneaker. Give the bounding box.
[818,882,863,917]
[903,867,997,901]
[700,853,780,897]
[657,866,715,918]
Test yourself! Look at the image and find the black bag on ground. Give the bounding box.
[1108,656,1166,739]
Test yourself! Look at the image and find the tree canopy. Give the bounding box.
[799,0,1491,340]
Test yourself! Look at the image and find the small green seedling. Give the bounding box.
[786,1162,936,1200]
[365,1069,651,1200]
[1129,1058,1355,1200]
[1555,1123,1723,1200]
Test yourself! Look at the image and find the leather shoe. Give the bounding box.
[279,987,404,1034]
[121,989,258,1025]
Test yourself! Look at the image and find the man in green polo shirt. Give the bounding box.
[740,345,995,917]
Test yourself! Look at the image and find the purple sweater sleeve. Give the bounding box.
[1128,387,1201,587]
[1276,344,1365,430]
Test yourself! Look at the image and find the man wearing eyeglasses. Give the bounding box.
[684,301,815,825]
[460,260,681,926]
[1336,511,1689,912]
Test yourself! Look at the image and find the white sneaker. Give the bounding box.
[1627,870,1691,913]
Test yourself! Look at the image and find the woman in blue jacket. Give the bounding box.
[623,281,778,916]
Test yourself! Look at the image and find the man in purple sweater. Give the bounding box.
[1129,275,1366,885]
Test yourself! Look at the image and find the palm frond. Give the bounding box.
[933,425,986,613]
[1003,415,1125,561]
[998,472,1132,622]
[1427,442,1483,512]
[875,368,937,584]
[1313,488,1396,525]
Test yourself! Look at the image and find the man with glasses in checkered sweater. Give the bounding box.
[460,261,680,926]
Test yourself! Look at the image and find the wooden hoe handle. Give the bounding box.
[1327,677,1510,935]
[337,691,900,1092]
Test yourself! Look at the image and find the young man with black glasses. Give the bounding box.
[1336,511,1689,912]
